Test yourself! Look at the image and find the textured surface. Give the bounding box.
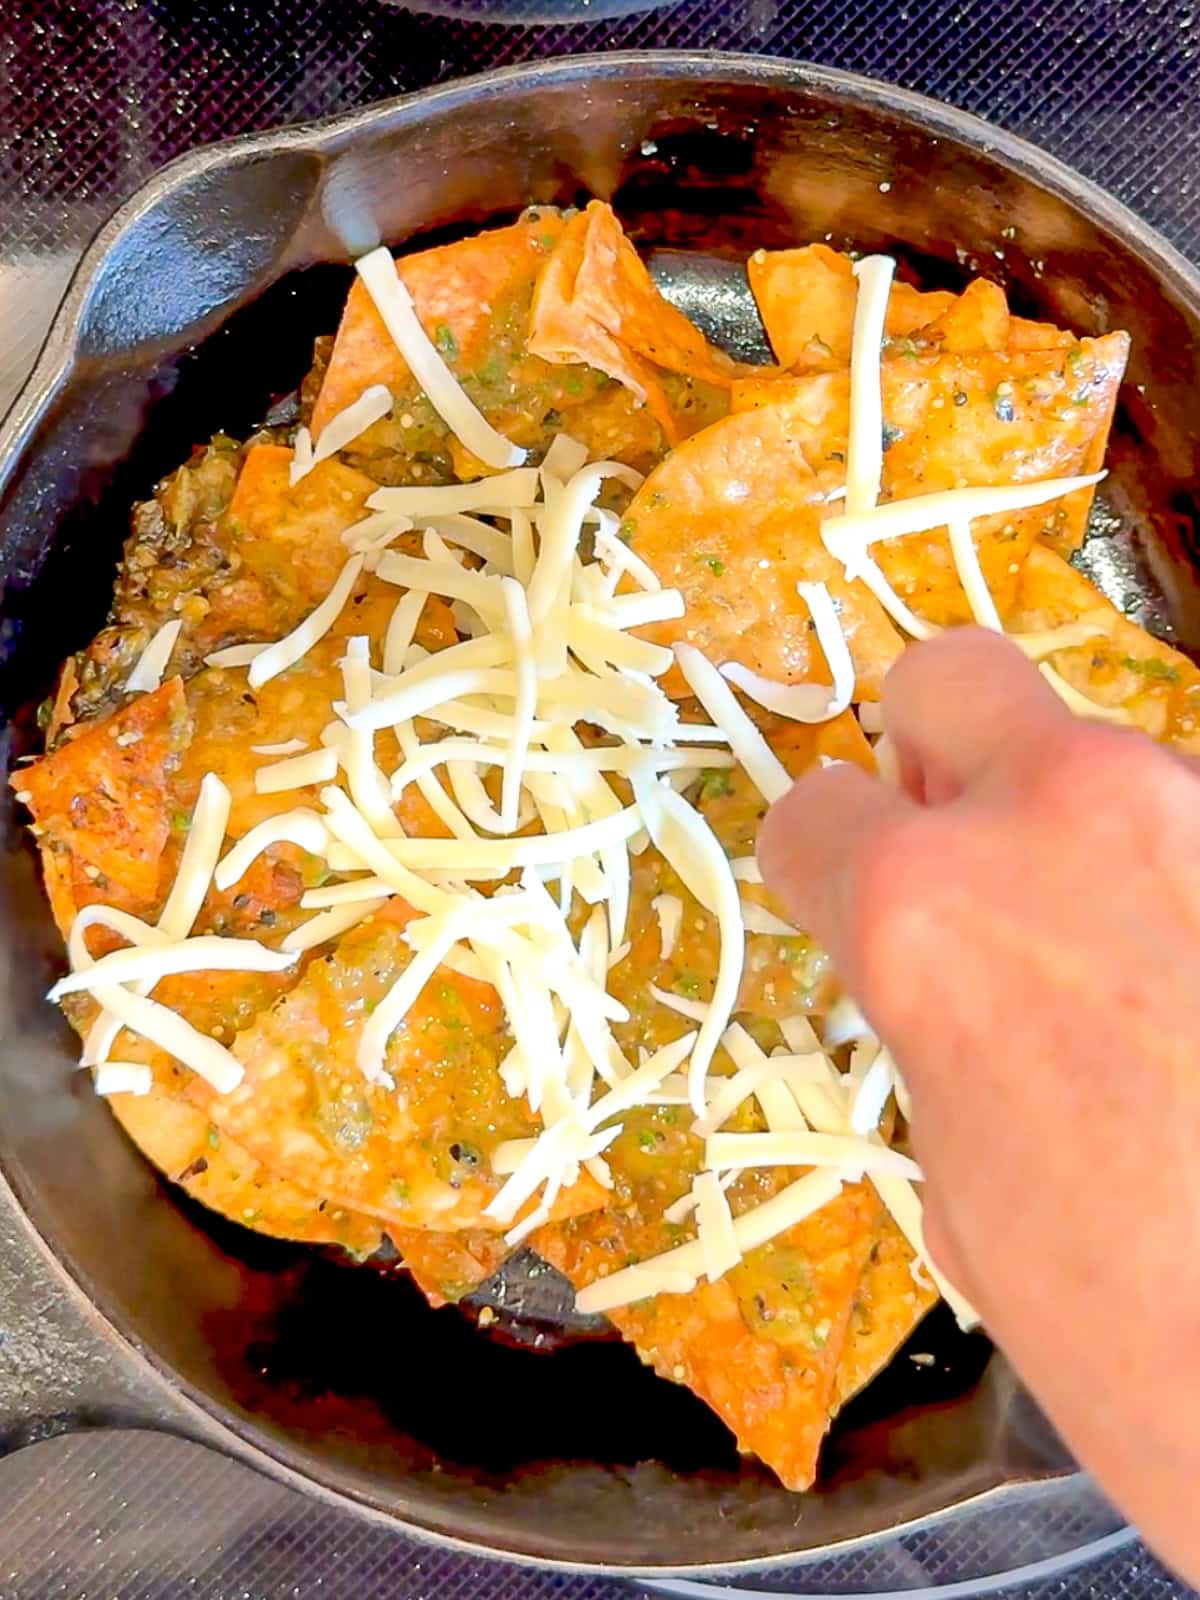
[4,0,1200,420]
[1,0,1198,1593]
[0,1431,1182,1599]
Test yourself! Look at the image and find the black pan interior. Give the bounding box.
[1,57,1198,1569]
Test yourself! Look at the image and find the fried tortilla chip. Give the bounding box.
[17,679,192,928]
[834,1213,939,1407]
[746,244,860,370]
[390,1227,509,1308]
[312,211,567,436]
[1008,545,1200,749]
[220,443,376,611]
[730,334,1127,623]
[111,1085,383,1255]
[203,906,606,1233]
[537,1177,881,1490]
[623,395,904,699]
[309,209,684,480]
[749,244,1076,373]
[530,202,743,444]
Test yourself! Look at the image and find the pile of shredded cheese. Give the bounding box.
[72,242,1127,1332]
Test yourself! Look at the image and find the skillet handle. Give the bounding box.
[0,1176,206,1456]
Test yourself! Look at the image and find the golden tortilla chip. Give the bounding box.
[622,395,904,699]
[1009,545,1200,749]
[730,334,1127,623]
[390,1228,509,1308]
[111,1086,383,1255]
[17,679,191,926]
[537,1178,881,1490]
[222,443,376,608]
[204,904,606,1233]
[530,202,743,443]
[749,244,1077,373]
[312,211,567,436]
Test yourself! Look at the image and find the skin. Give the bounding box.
[759,626,1200,1585]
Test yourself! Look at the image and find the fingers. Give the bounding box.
[758,758,914,951]
[883,627,1071,804]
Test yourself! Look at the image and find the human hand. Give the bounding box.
[759,627,1200,1583]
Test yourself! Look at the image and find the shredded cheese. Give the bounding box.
[673,643,790,805]
[255,746,339,794]
[651,893,683,959]
[633,767,743,1114]
[648,982,708,1022]
[93,1062,153,1097]
[871,1171,980,1331]
[252,739,309,757]
[126,619,182,694]
[823,993,873,1048]
[358,907,471,1086]
[1010,622,1107,659]
[1039,662,1136,723]
[694,1171,741,1281]
[849,1046,896,1135]
[824,472,1105,577]
[500,577,536,832]
[214,808,330,893]
[248,555,364,690]
[206,642,268,669]
[946,517,1003,630]
[576,1169,847,1313]
[705,1130,921,1180]
[281,899,388,953]
[692,1053,828,1139]
[83,774,233,1068]
[84,984,245,1093]
[720,582,853,723]
[49,935,295,1000]
[291,384,392,486]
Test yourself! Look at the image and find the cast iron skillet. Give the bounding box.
[1,52,1199,1574]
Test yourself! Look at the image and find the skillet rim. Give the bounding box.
[0,48,1180,1571]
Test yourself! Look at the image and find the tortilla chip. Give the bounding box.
[111,1086,383,1255]
[204,907,606,1233]
[312,211,567,436]
[623,395,904,700]
[1008,317,1076,353]
[749,244,1079,374]
[730,334,1127,624]
[390,1228,509,1308]
[311,207,690,481]
[833,1213,939,1407]
[769,706,876,774]
[746,247,981,370]
[223,444,375,598]
[17,679,191,927]
[537,1178,881,1490]
[915,277,1010,353]
[746,244,858,369]
[530,203,743,443]
[1008,545,1200,749]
